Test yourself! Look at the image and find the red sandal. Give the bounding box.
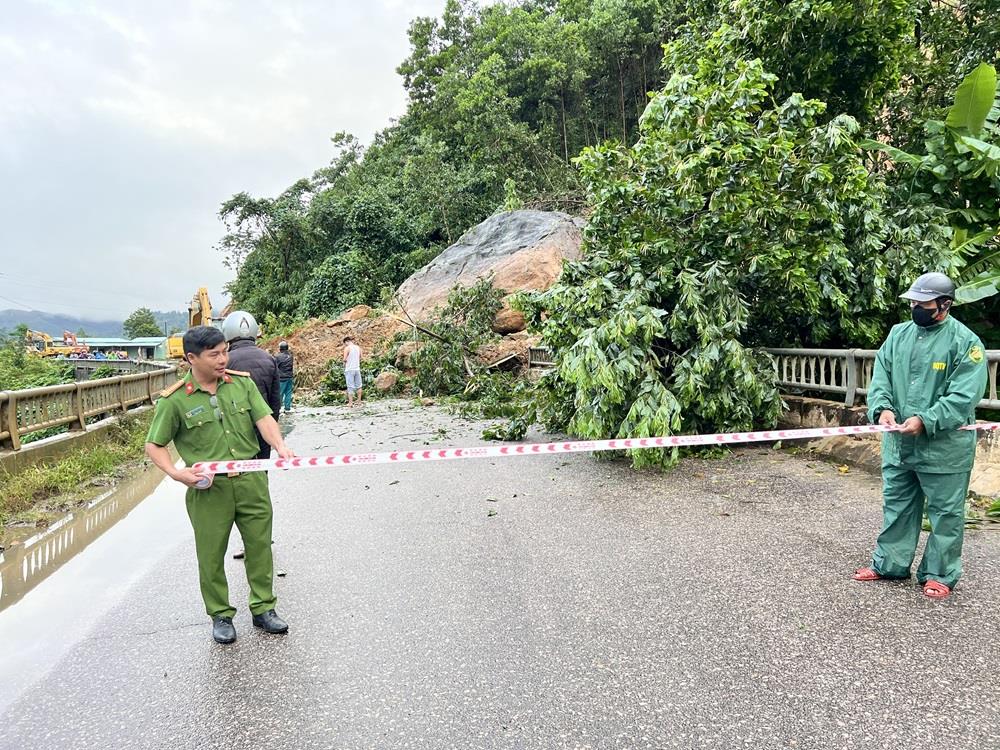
[923,581,951,599]
[852,567,882,581]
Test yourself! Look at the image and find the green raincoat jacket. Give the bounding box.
[867,316,987,474]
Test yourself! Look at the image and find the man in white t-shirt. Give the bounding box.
[343,336,363,407]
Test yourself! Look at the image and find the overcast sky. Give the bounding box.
[0,0,444,319]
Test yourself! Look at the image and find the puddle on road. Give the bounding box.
[0,463,165,614]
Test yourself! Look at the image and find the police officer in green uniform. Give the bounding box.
[145,326,295,643]
[853,273,988,599]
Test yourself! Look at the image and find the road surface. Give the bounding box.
[2,401,999,749]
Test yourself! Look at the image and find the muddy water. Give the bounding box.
[0,464,167,613]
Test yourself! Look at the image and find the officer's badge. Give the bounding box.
[969,345,984,364]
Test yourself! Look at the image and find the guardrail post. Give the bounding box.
[146,373,155,405]
[72,383,86,431]
[118,378,127,412]
[4,392,21,451]
[844,349,858,406]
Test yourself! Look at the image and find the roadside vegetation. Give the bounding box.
[0,329,75,390]
[0,412,153,539]
[219,0,999,467]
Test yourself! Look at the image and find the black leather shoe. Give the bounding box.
[252,610,288,634]
[212,616,236,644]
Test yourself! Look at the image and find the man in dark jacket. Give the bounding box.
[275,341,294,413]
[222,311,280,460]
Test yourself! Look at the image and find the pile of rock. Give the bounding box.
[270,209,583,393]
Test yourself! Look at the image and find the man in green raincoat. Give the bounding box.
[854,272,988,599]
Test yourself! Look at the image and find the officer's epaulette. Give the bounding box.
[160,379,186,398]
[225,369,251,377]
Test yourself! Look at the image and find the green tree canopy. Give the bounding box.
[122,308,162,339]
[522,25,938,467]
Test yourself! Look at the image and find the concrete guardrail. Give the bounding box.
[527,346,1000,411]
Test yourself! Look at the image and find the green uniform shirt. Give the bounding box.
[867,315,987,473]
[146,370,273,465]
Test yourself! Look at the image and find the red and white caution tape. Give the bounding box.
[192,421,1000,476]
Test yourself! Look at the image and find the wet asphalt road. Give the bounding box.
[2,400,1000,750]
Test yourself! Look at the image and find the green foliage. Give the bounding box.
[88,365,117,380]
[260,312,306,341]
[865,63,1000,303]
[409,277,505,396]
[222,0,688,321]
[660,0,918,125]
[458,372,533,441]
[884,0,1000,149]
[947,62,997,134]
[0,332,74,390]
[122,307,162,339]
[522,29,933,468]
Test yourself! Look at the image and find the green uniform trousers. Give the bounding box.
[871,465,970,589]
[185,472,276,618]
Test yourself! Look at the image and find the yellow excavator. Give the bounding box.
[26,329,90,358]
[166,287,220,358]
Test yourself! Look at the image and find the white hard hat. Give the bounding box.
[221,311,259,342]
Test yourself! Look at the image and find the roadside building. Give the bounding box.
[78,337,168,360]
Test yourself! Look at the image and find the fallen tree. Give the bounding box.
[519,27,936,469]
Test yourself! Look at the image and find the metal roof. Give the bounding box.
[78,337,167,346]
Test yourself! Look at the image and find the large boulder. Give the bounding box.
[394,340,424,369]
[337,304,372,322]
[492,301,527,334]
[395,210,583,320]
[374,371,399,392]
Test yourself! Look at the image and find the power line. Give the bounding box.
[0,272,163,305]
[0,292,33,310]
[0,280,192,317]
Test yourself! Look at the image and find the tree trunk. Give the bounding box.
[561,90,569,163]
[641,52,647,98]
[440,203,453,245]
[618,56,627,143]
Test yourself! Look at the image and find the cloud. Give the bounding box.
[0,0,444,318]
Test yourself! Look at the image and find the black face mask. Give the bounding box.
[911,305,938,327]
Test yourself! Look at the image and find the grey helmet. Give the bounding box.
[279,341,289,351]
[221,311,259,342]
[899,272,956,303]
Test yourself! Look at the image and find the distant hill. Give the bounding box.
[0,309,189,338]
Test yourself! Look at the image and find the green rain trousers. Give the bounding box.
[185,472,276,619]
[866,315,987,589]
[872,466,970,588]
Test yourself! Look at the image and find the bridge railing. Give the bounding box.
[765,348,1000,409]
[526,345,1000,410]
[69,359,171,380]
[0,364,179,451]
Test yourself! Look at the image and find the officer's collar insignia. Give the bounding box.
[185,381,195,395]
[223,373,233,384]
[970,346,984,364]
